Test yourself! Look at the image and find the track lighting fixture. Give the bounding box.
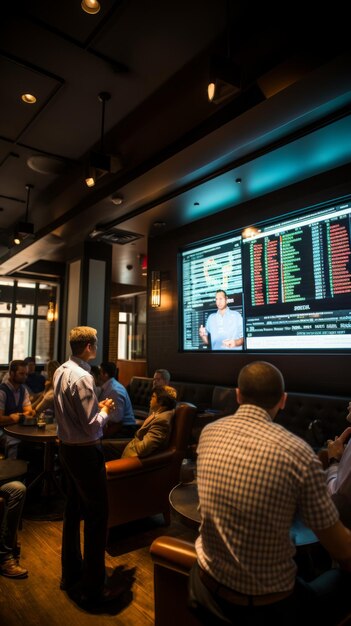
[208,55,241,104]
[85,92,122,187]
[12,184,35,245]
[207,0,241,105]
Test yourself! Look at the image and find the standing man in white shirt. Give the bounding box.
[53,326,121,607]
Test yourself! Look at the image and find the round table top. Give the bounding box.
[0,458,28,482]
[4,423,58,442]
[169,481,319,547]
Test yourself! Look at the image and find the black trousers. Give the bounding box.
[59,443,108,596]
[188,561,351,626]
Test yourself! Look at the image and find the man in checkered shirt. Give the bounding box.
[188,361,351,625]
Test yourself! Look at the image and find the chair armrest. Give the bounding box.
[105,456,143,477]
[105,448,176,478]
[150,536,197,575]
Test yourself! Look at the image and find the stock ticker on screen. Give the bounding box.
[242,200,351,349]
[180,195,351,352]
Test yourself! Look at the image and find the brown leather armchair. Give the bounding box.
[105,402,197,529]
[150,535,201,626]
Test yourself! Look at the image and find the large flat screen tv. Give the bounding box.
[179,195,351,351]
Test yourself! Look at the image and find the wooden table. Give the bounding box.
[4,423,62,498]
[0,459,28,485]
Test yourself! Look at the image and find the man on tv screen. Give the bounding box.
[199,289,244,350]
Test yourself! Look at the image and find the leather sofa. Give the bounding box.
[276,392,350,449]
[127,376,234,419]
[128,376,350,450]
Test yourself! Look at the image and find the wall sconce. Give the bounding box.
[151,270,161,308]
[47,297,55,322]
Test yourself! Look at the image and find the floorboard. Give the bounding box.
[0,508,197,626]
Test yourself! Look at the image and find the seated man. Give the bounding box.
[152,368,171,389]
[0,478,28,578]
[23,357,45,400]
[321,422,351,529]
[99,362,136,438]
[103,385,177,461]
[188,361,351,626]
[0,360,36,458]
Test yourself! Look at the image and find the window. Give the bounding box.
[116,294,146,360]
[0,278,59,366]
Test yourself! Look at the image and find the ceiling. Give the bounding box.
[0,1,351,288]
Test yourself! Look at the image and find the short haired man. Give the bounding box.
[103,385,177,461]
[0,360,35,458]
[152,369,171,388]
[23,356,45,397]
[53,326,122,606]
[189,361,351,625]
[0,479,28,579]
[199,289,243,350]
[100,362,136,438]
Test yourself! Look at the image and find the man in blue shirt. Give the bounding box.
[23,357,45,398]
[199,290,243,350]
[99,362,136,438]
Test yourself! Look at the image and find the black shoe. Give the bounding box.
[70,583,126,606]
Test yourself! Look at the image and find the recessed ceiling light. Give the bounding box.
[21,93,37,104]
[194,201,200,206]
[81,0,101,14]
[111,194,123,205]
[235,177,242,184]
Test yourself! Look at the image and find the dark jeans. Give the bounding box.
[188,561,351,626]
[0,480,26,558]
[59,443,108,596]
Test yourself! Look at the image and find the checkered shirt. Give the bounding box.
[195,404,338,595]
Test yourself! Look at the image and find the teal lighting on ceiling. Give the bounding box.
[186,179,242,219]
[246,115,351,196]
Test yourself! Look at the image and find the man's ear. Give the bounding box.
[278,392,287,410]
[236,388,243,405]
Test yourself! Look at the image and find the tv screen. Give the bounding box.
[179,196,351,351]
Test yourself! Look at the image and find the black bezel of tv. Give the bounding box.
[179,195,351,352]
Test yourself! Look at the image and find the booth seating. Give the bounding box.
[105,402,197,529]
[127,376,233,420]
[276,392,350,449]
[128,376,350,451]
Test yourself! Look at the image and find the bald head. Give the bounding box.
[237,361,285,410]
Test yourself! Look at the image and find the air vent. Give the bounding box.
[89,228,143,245]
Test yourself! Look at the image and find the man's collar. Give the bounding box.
[70,356,91,372]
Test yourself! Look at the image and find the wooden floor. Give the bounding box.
[0,506,198,626]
